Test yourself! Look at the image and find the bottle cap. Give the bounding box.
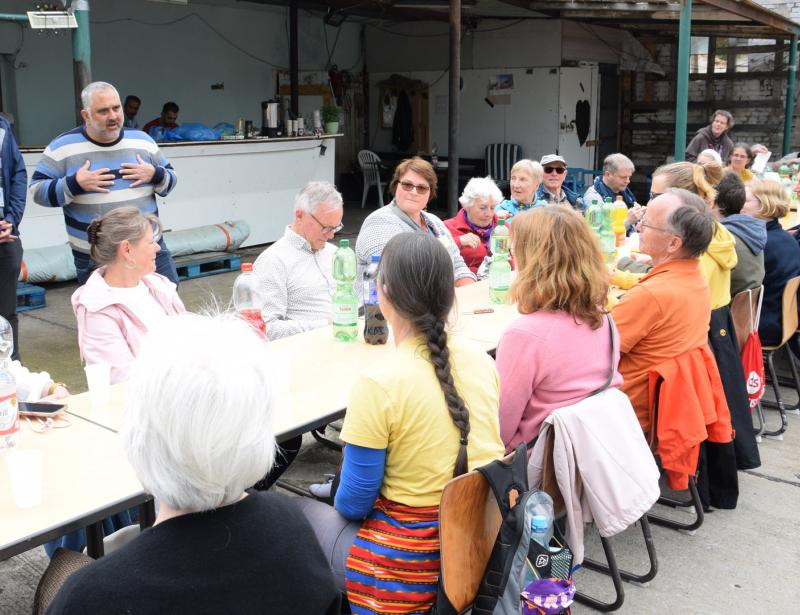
[241,262,253,272]
[497,218,505,226]
[371,254,380,262]
[531,515,549,532]
[339,239,350,248]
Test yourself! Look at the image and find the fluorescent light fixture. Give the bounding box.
[393,0,477,8]
[26,11,78,29]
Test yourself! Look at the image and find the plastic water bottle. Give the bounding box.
[600,197,616,264]
[333,239,358,342]
[363,255,388,345]
[530,515,552,549]
[233,263,267,339]
[611,195,628,248]
[0,316,19,450]
[584,197,601,237]
[489,219,511,304]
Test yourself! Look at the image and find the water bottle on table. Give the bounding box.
[233,263,267,339]
[489,219,511,304]
[363,255,388,345]
[333,239,358,342]
[600,197,616,265]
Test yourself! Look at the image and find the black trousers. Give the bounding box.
[0,239,22,361]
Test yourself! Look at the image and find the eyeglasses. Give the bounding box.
[543,166,567,175]
[639,211,672,234]
[648,191,663,202]
[308,211,343,234]
[398,180,431,195]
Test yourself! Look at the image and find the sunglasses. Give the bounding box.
[543,166,567,175]
[398,180,431,195]
[648,191,663,202]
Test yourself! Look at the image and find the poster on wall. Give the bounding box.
[487,74,513,105]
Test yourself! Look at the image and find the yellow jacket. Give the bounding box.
[699,222,738,309]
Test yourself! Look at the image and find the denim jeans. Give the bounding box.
[73,237,179,286]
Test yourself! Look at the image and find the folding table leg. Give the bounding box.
[85,522,104,559]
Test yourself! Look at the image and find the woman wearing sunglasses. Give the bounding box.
[355,157,476,286]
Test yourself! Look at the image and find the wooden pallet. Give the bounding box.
[174,252,242,280]
[17,283,46,312]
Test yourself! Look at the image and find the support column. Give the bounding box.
[674,0,692,161]
[783,35,798,156]
[71,0,92,125]
[289,1,299,118]
[448,0,460,217]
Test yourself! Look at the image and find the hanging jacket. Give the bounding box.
[759,218,800,346]
[648,346,733,490]
[698,222,738,309]
[527,388,660,564]
[391,91,414,152]
[72,267,186,384]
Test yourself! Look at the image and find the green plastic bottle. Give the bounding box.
[332,239,358,342]
[489,219,511,304]
[600,197,616,265]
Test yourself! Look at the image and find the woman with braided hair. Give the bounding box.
[298,233,503,614]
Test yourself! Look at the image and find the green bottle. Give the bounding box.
[599,197,616,265]
[332,239,358,342]
[489,219,511,304]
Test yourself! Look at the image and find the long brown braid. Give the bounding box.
[378,233,471,477]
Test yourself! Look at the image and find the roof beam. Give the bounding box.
[699,0,800,34]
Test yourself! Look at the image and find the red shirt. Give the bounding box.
[443,209,497,273]
[142,118,179,135]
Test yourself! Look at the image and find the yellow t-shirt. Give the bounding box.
[341,335,505,507]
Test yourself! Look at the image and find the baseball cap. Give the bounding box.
[540,154,566,166]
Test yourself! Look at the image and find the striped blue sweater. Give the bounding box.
[30,127,177,254]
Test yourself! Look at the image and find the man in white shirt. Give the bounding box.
[254,181,344,341]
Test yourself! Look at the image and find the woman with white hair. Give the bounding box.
[495,159,544,219]
[46,314,341,615]
[697,148,723,167]
[444,176,504,273]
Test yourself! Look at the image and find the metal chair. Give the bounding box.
[646,377,705,533]
[760,275,800,438]
[357,150,386,209]
[485,143,521,194]
[729,286,766,436]
[565,167,601,195]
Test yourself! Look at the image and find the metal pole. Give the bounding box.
[783,35,798,156]
[71,0,92,125]
[674,0,692,161]
[448,0,460,217]
[289,1,299,117]
[0,13,29,23]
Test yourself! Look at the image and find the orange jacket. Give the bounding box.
[648,345,734,490]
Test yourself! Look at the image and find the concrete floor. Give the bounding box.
[2,203,800,613]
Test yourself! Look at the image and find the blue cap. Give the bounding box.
[531,515,549,532]
[370,255,380,262]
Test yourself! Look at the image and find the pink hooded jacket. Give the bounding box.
[71,268,186,384]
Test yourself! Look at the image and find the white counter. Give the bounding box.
[19,136,338,250]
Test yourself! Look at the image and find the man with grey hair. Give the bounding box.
[30,81,179,284]
[583,152,643,227]
[253,180,344,341]
[611,188,715,425]
[686,109,734,163]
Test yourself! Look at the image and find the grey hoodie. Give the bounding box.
[721,214,767,296]
[685,125,734,163]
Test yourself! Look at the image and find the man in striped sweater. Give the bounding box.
[30,81,179,285]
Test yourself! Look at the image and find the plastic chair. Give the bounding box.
[357,150,385,209]
[760,275,800,438]
[565,167,601,195]
[729,286,766,436]
[485,143,521,194]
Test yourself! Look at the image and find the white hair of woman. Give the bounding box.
[510,159,544,185]
[458,176,504,208]
[697,149,723,165]
[294,181,343,214]
[121,313,277,512]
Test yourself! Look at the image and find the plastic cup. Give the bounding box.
[5,449,43,508]
[85,363,111,406]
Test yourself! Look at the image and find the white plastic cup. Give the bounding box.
[5,449,43,508]
[85,363,111,406]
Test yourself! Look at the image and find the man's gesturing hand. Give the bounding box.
[76,160,115,193]
[120,154,156,188]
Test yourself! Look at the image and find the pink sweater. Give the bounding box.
[496,310,623,453]
[72,268,186,384]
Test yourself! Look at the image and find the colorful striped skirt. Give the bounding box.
[345,496,441,614]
